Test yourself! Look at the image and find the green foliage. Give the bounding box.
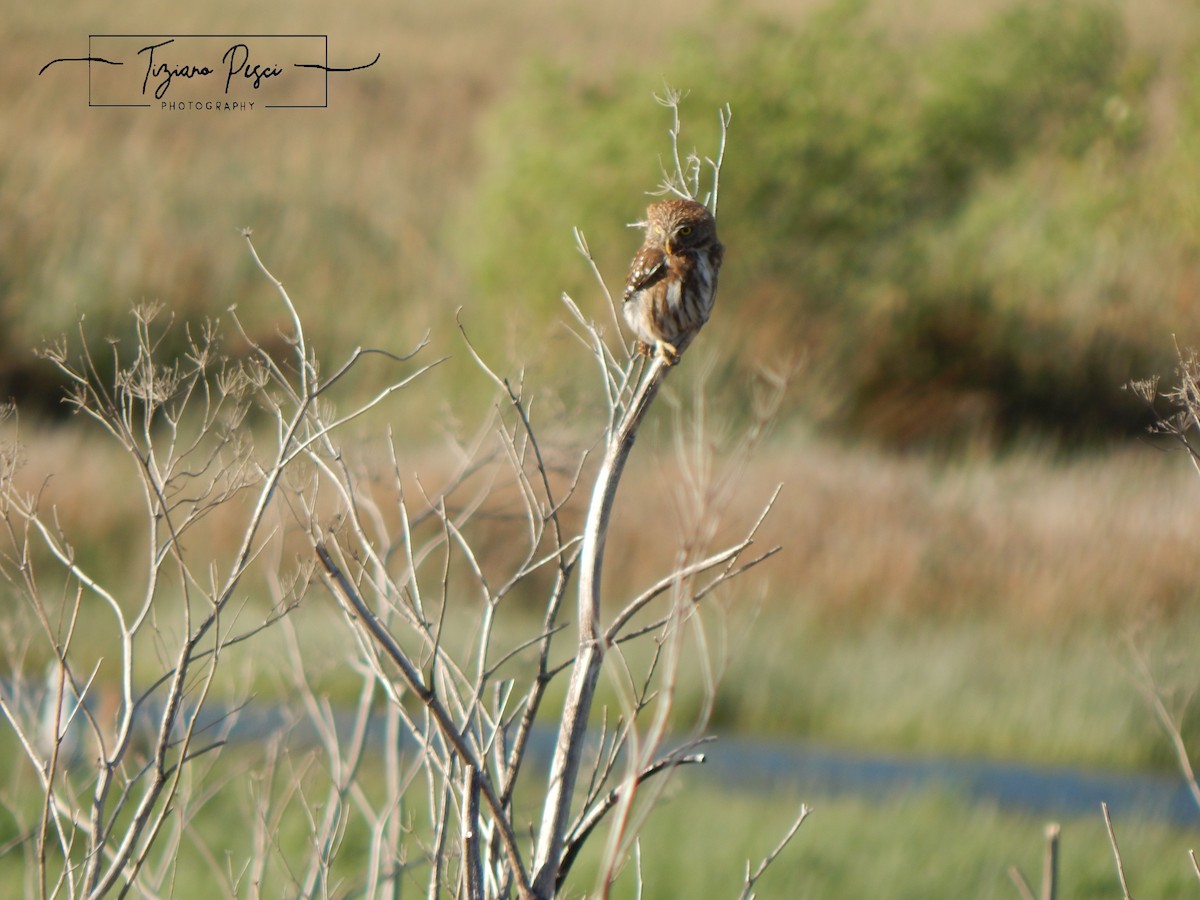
[462,0,1173,446]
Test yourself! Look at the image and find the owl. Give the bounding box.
[622,198,724,365]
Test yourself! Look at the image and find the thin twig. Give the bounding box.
[316,543,535,900]
[572,228,626,362]
[1127,640,1200,814]
[558,741,712,891]
[739,804,811,900]
[1007,866,1036,900]
[1101,802,1132,900]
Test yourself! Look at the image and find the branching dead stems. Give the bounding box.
[0,94,804,899]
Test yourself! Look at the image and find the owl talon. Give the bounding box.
[635,340,654,359]
[655,341,680,366]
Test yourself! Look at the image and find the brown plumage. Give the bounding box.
[622,198,724,365]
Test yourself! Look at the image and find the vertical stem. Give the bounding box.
[462,765,483,900]
[1041,823,1059,900]
[1101,803,1132,900]
[531,359,668,897]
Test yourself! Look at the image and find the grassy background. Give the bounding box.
[4,734,1194,898]
[5,0,1200,895]
[562,786,1200,898]
[6,0,1200,444]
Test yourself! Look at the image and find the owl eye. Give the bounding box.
[677,225,693,237]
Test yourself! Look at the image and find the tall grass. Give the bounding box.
[605,429,1200,769]
[8,407,1199,772]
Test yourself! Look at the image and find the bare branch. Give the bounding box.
[463,765,484,900]
[573,227,627,362]
[1101,803,1133,900]
[0,94,757,899]
[739,804,811,900]
[1127,639,1200,813]
[315,543,534,900]
[558,741,713,891]
[1007,867,1037,900]
[531,356,671,896]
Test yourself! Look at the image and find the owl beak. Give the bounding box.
[664,237,675,256]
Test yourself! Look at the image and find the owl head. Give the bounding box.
[643,199,719,256]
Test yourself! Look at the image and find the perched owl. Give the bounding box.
[622,198,724,365]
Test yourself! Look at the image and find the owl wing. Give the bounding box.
[623,245,667,302]
[709,240,725,273]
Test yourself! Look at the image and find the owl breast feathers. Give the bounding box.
[622,198,724,365]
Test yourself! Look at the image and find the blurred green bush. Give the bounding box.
[461,0,1179,447]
